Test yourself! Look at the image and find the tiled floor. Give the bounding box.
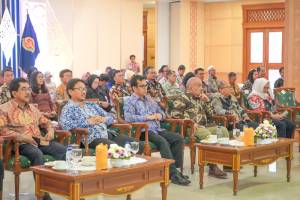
[3,144,300,200]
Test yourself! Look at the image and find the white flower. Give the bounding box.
[263,120,270,125]
[113,153,120,159]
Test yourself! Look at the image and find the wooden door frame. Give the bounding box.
[143,11,148,68]
[242,3,285,81]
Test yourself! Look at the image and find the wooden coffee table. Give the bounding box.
[196,138,295,195]
[31,156,174,200]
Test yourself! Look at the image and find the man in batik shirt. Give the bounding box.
[0,67,14,105]
[144,66,167,109]
[110,70,132,100]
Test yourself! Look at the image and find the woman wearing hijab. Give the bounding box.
[241,69,259,95]
[86,74,112,112]
[248,78,295,138]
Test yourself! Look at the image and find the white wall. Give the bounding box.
[25,0,143,81]
[156,1,170,69]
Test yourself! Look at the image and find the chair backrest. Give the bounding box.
[241,92,251,110]
[113,97,127,122]
[274,87,297,107]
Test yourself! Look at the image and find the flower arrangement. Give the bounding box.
[255,120,277,139]
[108,144,131,160]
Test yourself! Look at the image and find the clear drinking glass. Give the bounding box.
[130,142,139,157]
[71,149,83,174]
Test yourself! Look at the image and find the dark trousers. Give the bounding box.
[0,160,3,192]
[236,120,259,131]
[19,141,67,166]
[141,130,184,176]
[273,119,296,138]
[89,131,144,154]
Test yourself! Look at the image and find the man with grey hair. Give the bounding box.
[207,65,219,93]
[170,77,229,179]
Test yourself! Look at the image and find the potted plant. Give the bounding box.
[108,144,131,167]
[254,120,278,144]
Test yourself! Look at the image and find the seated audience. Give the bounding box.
[170,77,228,179]
[44,71,56,102]
[126,55,140,74]
[182,72,195,88]
[81,72,91,83]
[176,65,186,87]
[105,66,112,74]
[158,65,169,85]
[207,66,219,93]
[228,72,241,102]
[60,78,141,149]
[274,67,284,88]
[211,81,258,131]
[0,67,14,105]
[248,78,296,138]
[124,75,190,186]
[144,66,167,109]
[98,73,111,102]
[194,68,208,94]
[110,70,132,100]
[106,69,116,90]
[257,66,266,78]
[241,69,258,95]
[30,71,56,119]
[162,70,183,97]
[86,74,112,112]
[0,78,66,200]
[56,69,73,102]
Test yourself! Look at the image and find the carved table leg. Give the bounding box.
[160,182,168,200]
[254,165,258,177]
[286,157,291,182]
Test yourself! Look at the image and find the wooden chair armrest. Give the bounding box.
[164,118,184,125]
[2,138,22,171]
[70,128,89,135]
[245,110,263,123]
[164,118,184,136]
[54,130,71,144]
[128,122,149,129]
[70,128,89,156]
[0,135,17,141]
[110,123,132,136]
[212,115,228,127]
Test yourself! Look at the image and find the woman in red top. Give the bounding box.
[248,78,295,138]
[30,71,56,119]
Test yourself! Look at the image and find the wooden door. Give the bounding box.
[243,3,285,83]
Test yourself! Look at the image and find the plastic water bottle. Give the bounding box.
[66,145,73,170]
[124,142,131,156]
[216,126,222,139]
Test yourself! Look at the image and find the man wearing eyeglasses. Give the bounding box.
[123,75,191,186]
[0,78,66,200]
[144,66,167,109]
[60,78,142,150]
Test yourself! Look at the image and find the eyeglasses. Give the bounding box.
[73,88,87,92]
[137,84,148,88]
[19,88,32,92]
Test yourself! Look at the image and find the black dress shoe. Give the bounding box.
[171,174,191,186]
[43,193,52,200]
[179,173,189,179]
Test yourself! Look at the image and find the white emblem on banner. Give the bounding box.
[0,8,17,65]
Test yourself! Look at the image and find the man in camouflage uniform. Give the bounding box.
[207,66,219,93]
[169,77,228,179]
[144,66,167,109]
[162,70,183,98]
[0,68,14,105]
[211,81,258,131]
